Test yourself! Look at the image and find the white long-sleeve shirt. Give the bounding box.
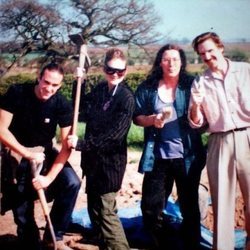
[188,60,250,133]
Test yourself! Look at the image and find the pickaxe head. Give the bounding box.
[69,33,91,71]
[69,33,85,47]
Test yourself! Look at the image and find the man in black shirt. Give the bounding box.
[0,63,81,250]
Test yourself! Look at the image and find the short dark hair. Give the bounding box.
[39,62,64,79]
[192,32,224,54]
[103,48,126,66]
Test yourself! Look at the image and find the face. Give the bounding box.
[103,58,127,86]
[35,69,63,101]
[160,49,182,78]
[197,38,225,71]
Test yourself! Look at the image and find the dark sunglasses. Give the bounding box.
[104,65,126,76]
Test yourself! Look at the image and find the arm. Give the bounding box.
[0,109,45,163]
[188,79,207,128]
[189,103,204,125]
[33,125,72,190]
[133,83,167,129]
[133,114,156,127]
[46,126,72,181]
[134,107,172,128]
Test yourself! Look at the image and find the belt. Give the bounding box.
[228,127,248,132]
[210,127,248,135]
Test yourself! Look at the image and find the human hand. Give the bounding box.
[191,83,205,105]
[67,135,78,149]
[190,84,205,124]
[154,113,165,128]
[154,107,172,128]
[24,146,45,164]
[161,106,172,122]
[74,67,86,79]
[28,151,45,165]
[32,175,52,190]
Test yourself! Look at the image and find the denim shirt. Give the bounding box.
[134,73,206,173]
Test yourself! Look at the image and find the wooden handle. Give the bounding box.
[72,44,88,135]
[38,188,57,249]
[37,189,50,215]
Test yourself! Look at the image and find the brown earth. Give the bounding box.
[0,149,245,249]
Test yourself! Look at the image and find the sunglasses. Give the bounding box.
[104,65,126,77]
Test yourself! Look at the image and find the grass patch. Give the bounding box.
[127,123,144,149]
[56,122,144,149]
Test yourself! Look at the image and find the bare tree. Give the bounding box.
[65,0,161,46]
[0,0,162,76]
[0,0,62,76]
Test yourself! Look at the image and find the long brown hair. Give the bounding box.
[146,44,187,83]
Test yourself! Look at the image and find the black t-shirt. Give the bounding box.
[0,84,73,147]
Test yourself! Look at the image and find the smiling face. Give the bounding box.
[35,69,63,101]
[197,38,225,72]
[160,49,182,78]
[103,58,127,87]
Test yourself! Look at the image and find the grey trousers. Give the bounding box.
[207,128,250,250]
[87,192,130,250]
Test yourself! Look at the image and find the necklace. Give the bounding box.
[103,83,119,111]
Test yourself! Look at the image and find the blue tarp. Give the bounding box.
[71,196,247,249]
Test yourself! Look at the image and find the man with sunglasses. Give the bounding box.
[68,48,135,250]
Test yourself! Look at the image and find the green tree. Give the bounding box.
[227,49,249,62]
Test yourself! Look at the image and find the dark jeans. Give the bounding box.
[141,158,202,250]
[6,150,81,249]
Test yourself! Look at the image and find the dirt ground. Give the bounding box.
[0,149,246,250]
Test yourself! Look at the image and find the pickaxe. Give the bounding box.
[31,160,57,250]
[0,142,2,215]
[69,33,91,135]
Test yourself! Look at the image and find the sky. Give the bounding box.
[4,0,249,44]
[153,0,250,42]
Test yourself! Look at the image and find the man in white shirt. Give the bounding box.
[188,32,250,250]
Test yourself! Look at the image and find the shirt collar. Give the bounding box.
[204,58,237,80]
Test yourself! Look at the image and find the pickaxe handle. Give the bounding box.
[72,44,88,135]
[0,143,2,215]
[37,189,57,250]
[31,160,57,250]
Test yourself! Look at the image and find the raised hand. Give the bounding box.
[67,134,78,149]
[191,83,205,105]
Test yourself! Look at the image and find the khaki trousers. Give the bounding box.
[207,128,250,250]
[87,192,130,250]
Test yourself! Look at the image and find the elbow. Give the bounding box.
[133,117,140,126]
